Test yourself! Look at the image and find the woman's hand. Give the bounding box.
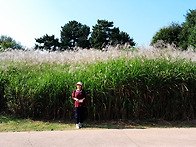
[74,98,85,103]
[74,98,79,101]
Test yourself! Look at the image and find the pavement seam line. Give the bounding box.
[28,132,33,147]
[122,130,140,147]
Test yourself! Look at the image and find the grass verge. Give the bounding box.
[0,114,75,132]
[1,114,196,132]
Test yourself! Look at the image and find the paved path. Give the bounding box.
[0,128,196,147]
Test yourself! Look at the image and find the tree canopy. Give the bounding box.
[151,9,196,50]
[60,20,90,50]
[151,23,182,47]
[35,19,136,51]
[35,34,60,51]
[0,35,23,50]
[90,20,135,49]
[90,20,114,49]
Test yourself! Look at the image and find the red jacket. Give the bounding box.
[72,89,86,107]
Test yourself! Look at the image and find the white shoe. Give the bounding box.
[79,123,82,128]
[76,124,80,129]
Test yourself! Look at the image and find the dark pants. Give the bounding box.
[75,107,84,124]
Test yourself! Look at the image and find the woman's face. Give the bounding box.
[77,85,82,90]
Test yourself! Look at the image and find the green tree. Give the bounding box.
[60,20,90,50]
[178,9,196,49]
[188,26,196,48]
[110,27,121,45]
[90,20,114,49]
[185,9,196,28]
[151,23,182,47]
[119,31,135,46]
[178,23,189,49]
[77,25,90,48]
[185,9,196,49]
[110,29,135,46]
[151,9,196,50]
[0,35,23,50]
[90,20,135,49]
[35,34,60,51]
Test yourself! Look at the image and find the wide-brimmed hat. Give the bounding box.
[76,81,83,86]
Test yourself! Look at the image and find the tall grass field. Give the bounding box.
[0,47,196,121]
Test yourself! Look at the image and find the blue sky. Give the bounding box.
[0,0,195,48]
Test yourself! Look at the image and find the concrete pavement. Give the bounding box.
[0,128,196,147]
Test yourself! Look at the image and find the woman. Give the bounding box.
[72,82,86,129]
